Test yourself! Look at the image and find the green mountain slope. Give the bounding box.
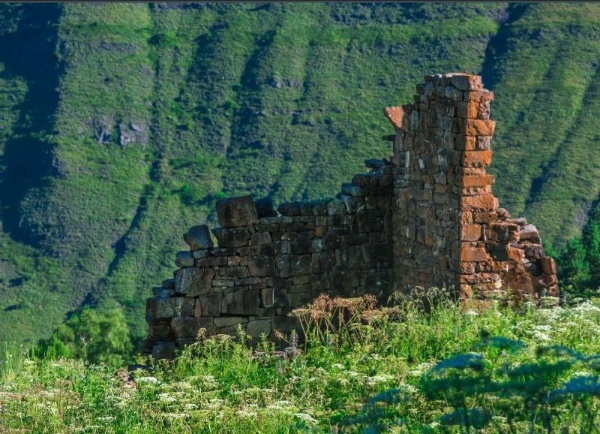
[0,3,599,344]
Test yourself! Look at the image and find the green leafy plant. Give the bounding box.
[39,307,133,365]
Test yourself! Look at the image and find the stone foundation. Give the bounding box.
[145,73,558,358]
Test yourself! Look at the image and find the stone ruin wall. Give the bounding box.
[144,73,559,359]
[145,169,395,358]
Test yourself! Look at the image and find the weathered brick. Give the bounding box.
[464,89,494,102]
[490,222,519,242]
[219,266,248,278]
[462,150,492,167]
[520,224,541,243]
[460,246,490,262]
[461,194,498,211]
[214,316,248,328]
[461,225,481,241]
[457,101,479,119]
[489,244,523,262]
[464,119,495,136]
[540,256,557,275]
[461,175,495,187]
[449,74,482,91]
[384,106,404,129]
[260,287,274,307]
[473,211,497,224]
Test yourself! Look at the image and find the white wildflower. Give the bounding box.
[464,310,478,317]
[332,363,345,370]
[97,416,115,422]
[532,331,551,342]
[295,412,318,424]
[236,409,258,418]
[166,381,192,390]
[158,393,177,403]
[532,325,552,332]
[163,413,187,419]
[574,302,600,314]
[399,383,418,394]
[183,403,198,410]
[137,376,159,384]
[205,398,225,409]
[268,400,295,411]
[198,375,220,389]
[409,361,434,376]
[366,375,393,386]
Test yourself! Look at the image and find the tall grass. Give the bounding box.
[2,291,600,432]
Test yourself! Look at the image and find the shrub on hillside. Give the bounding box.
[38,307,133,365]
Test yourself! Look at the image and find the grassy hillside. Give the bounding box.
[0,3,599,344]
[484,3,600,247]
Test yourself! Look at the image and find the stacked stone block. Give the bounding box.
[146,164,394,358]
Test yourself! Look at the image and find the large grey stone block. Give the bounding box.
[255,197,277,218]
[175,267,215,296]
[222,290,260,315]
[247,256,275,277]
[199,292,223,316]
[214,316,248,328]
[212,227,250,248]
[216,196,258,227]
[183,225,214,250]
[175,251,195,268]
[146,296,195,322]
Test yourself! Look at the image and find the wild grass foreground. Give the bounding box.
[2,290,600,433]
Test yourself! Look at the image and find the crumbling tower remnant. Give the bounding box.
[387,73,558,303]
[145,73,558,358]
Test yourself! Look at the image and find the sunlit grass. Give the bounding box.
[2,292,600,432]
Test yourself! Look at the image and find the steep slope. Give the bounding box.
[484,4,600,247]
[1,3,600,344]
